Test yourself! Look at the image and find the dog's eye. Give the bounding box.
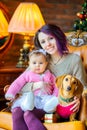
[73,81,77,84]
[65,78,68,81]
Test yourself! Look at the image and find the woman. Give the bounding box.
[12,24,87,130]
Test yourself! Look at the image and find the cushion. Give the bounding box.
[0,112,86,130]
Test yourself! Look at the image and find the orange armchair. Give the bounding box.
[0,111,86,130]
[0,44,87,130]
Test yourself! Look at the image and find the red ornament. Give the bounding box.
[77,12,85,19]
[84,14,87,18]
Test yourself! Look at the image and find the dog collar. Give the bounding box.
[59,95,74,103]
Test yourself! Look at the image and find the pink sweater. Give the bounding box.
[56,104,74,118]
[5,70,58,99]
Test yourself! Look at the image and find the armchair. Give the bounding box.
[0,111,86,130]
[0,44,87,130]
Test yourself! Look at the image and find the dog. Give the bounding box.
[56,74,83,121]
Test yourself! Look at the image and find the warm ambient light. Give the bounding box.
[0,9,9,38]
[8,2,45,35]
[8,2,45,68]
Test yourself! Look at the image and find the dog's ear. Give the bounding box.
[56,74,67,88]
[74,78,83,97]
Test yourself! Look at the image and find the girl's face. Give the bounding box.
[29,54,48,74]
[38,32,58,55]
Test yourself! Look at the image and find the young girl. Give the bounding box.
[5,49,58,113]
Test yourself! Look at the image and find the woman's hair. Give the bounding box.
[34,24,69,55]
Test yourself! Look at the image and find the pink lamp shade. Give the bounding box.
[8,2,45,36]
[0,9,9,38]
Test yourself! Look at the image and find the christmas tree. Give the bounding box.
[73,0,87,31]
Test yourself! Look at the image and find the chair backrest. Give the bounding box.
[68,45,87,74]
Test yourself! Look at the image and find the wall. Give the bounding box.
[0,0,84,66]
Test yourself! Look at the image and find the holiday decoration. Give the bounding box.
[65,0,87,46]
[73,0,87,31]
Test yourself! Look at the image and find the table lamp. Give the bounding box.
[0,9,9,39]
[8,2,45,67]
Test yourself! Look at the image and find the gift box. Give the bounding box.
[44,113,57,123]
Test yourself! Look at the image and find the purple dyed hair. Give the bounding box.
[34,24,69,55]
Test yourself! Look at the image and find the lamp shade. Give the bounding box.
[0,9,9,37]
[8,2,45,36]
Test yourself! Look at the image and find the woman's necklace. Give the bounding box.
[52,56,63,65]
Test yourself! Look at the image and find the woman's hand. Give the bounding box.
[69,96,80,112]
[41,82,53,94]
[33,81,53,94]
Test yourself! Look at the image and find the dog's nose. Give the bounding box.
[67,86,71,91]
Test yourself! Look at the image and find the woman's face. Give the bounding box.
[38,32,58,55]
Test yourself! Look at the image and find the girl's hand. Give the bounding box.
[70,96,80,112]
[33,81,44,90]
[6,94,20,103]
[6,97,14,101]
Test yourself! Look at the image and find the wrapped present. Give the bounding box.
[44,113,57,123]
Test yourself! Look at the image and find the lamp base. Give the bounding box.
[16,61,28,68]
[16,36,35,68]
[16,48,29,68]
